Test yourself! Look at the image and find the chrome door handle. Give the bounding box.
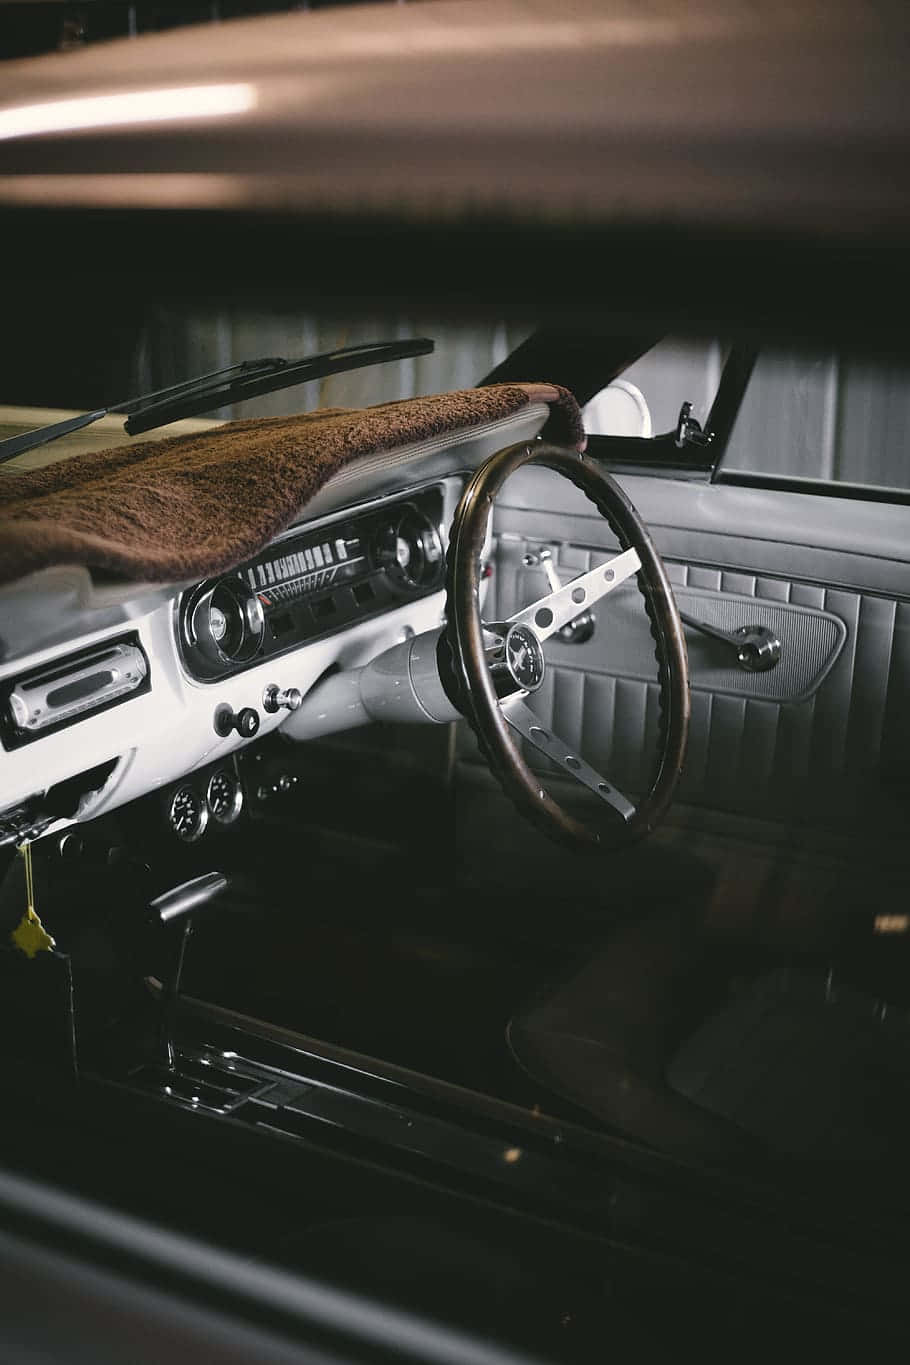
[679,611,781,672]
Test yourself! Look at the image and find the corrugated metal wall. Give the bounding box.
[724,351,910,488]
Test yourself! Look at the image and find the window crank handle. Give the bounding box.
[679,611,781,672]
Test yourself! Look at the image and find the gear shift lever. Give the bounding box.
[148,871,229,1070]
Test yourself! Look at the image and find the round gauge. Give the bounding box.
[168,785,208,843]
[377,509,444,592]
[182,575,266,678]
[206,768,244,825]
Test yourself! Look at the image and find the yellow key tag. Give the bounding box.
[11,842,55,959]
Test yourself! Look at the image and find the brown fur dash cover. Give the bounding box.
[0,383,583,588]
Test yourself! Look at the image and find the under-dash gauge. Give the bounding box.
[178,485,445,681]
[169,785,208,842]
[206,768,244,824]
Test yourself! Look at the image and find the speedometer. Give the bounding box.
[206,769,243,824]
[168,785,208,842]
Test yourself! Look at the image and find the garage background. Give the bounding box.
[2,0,909,494]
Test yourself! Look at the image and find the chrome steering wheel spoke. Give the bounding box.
[506,546,640,645]
[500,694,635,822]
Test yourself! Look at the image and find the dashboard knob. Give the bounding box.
[262,684,303,714]
[214,704,260,739]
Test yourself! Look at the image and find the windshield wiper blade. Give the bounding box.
[122,339,432,435]
[0,338,435,466]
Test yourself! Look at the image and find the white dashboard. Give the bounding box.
[0,405,545,846]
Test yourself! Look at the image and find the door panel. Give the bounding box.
[481,468,910,836]
[495,542,847,704]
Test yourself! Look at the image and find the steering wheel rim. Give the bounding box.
[441,440,690,851]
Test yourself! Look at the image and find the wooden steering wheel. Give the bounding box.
[441,441,690,851]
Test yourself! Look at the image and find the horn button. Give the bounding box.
[504,623,545,693]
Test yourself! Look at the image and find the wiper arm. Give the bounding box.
[0,338,435,466]
[0,355,289,462]
[123,339,435,435]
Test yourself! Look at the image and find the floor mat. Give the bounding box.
[668,967,910,1160]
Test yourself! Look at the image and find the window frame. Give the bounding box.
[585,344,756,482]
[593,342,910,507]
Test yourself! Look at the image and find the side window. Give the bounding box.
[587,338,910,500]
[719,350,910,496]
[583,337,725,438]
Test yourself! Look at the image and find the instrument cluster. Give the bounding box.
[179,486,445,682]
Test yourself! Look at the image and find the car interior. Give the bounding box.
[2,0,910,1356]
[3,313,910,1355]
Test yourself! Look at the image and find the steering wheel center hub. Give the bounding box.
[504,623,545,692]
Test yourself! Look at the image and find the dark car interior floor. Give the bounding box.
[4,718,910,1353]
[161,721,910,1201]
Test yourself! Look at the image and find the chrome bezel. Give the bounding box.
[382,506,445,592]
[206,768,244,825]
[181,575,266,678]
